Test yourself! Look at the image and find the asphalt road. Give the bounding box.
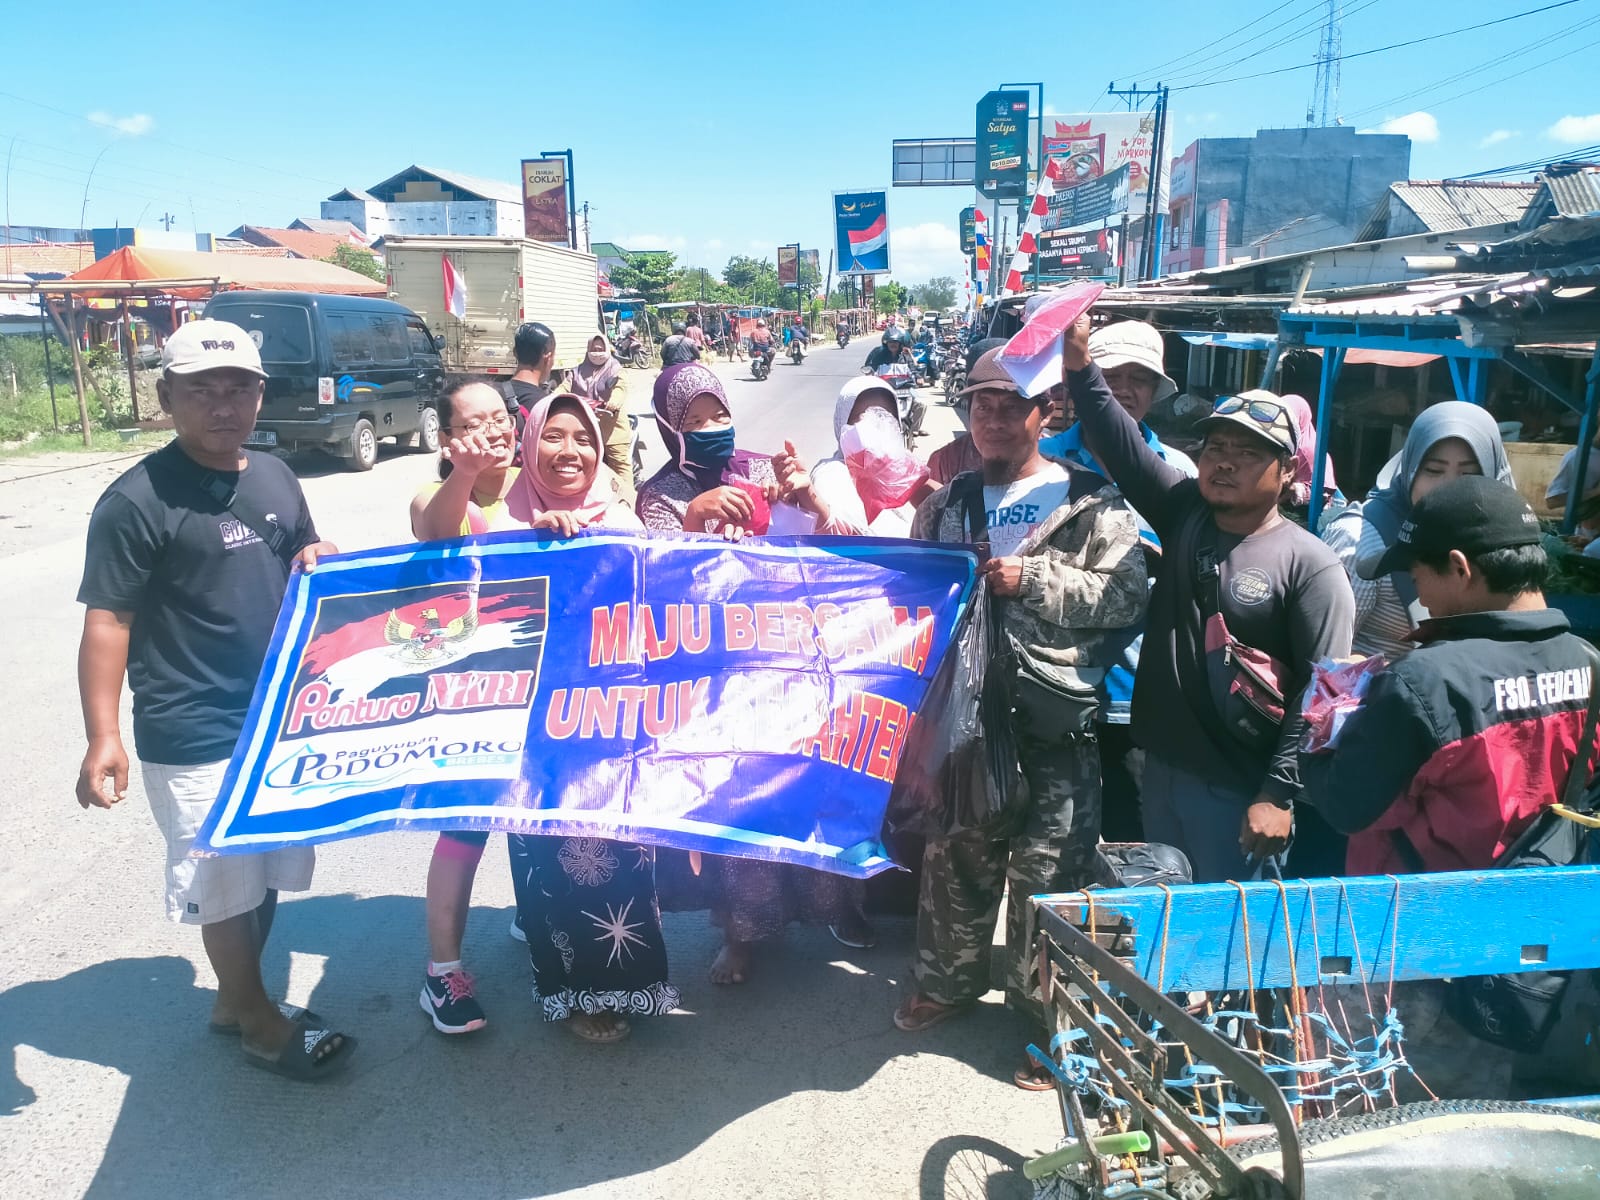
[0,342,1064,1200]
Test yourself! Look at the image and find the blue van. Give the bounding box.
[202,291,445,471]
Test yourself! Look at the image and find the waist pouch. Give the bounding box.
[1005,643,1101,745]
[1203,611,1289,753]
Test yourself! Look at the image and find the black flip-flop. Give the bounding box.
[209,1002,325,1036]
[242,1019,356,1083]
[827,922,880,950]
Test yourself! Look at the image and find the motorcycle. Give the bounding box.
[789,338,805,364]
[751,342,776,381]
[870,362,926,451]
[836,327,850,348]
[616,333,649,369]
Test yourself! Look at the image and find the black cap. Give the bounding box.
[1372,475,1542,577]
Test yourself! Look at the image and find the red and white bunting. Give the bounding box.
[1000,159,1065,298]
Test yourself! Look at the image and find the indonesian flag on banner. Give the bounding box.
[846,212,889,261]
[442,254,468,319]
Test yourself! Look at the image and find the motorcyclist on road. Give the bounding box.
[863,326,916,373]
[659,321,700,367]
[749,318,776,362]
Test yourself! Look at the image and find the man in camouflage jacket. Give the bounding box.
[893,348,1146,1089]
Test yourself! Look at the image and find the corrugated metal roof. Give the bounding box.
[1390,181,1535,231]
[1546,166,1600,218]
[366,164,521,205]
[1288,261,1600,318]
[0,242,94,276]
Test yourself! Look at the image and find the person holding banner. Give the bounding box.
[893,348,1146,1091]
[638,364,872,980]
[411,382,678,1043]
[75,320,356,1083]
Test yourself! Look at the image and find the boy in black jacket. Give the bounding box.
[1301,475,1595,1098]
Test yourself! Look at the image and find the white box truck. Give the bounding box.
[385,235,600,376]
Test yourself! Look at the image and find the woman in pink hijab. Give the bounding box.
[1280,394,1345,525]
[508,392,641,532]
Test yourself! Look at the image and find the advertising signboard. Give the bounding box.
[777,245,798,286]
[976,90,1030,199]
[833,191,891,275]
[521,158,569,245]
[1044,163,1132,232]
[1042,113,1159,204]
[1037,228,1112,276]
[959,206,977,255]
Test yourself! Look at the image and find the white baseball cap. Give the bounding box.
[161,319,267,379]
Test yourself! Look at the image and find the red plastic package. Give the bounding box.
[721,474,771,535]
[1301,654,1387,753]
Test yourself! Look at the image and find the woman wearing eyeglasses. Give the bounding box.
[407,381,677,1043]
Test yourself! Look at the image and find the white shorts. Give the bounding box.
[141,759,315,926]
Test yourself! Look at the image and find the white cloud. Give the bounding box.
[889,222,963,283]
[87,111,154,136]
[1480,129,1519,149]
[1370,111,1439,143]
[1547,113,1600,144]
[705,237,724,252]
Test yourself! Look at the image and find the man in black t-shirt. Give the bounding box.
[503,320,556,435]
[1065,313,1353,882]
[75,319,356,1082]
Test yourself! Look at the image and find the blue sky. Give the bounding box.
[2,0,1596,286]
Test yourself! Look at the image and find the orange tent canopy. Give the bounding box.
[63,245,385,299]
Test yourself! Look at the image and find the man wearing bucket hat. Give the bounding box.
[896,346,1147,1090]
[1064,314,1354,883]
[75,319,357,1082]
[1039,320,1196,842]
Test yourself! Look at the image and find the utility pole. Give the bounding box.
[159,211,176,231]
[1107,82,1169,282]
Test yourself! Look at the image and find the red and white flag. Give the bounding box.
[442,254,468,319]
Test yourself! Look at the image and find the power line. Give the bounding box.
[1170,0,1585,91]
[1112,0,1318,87]
[1342,13,1600,120]
[1164,0,1380,89]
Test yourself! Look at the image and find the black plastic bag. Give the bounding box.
[886,581,1028,840]
[1089,841,1194,890]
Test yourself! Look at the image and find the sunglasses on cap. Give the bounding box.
[1211,394,1297,449]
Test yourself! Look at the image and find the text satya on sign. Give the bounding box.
[196,533,975,877]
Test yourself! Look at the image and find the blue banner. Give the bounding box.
[833,190,890,275]
[195,532,976,877]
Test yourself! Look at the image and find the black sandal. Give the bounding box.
[242,1018,356,1082]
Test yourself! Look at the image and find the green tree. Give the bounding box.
[669,266,732,303]
[875,280,907,314]
[915,275,959,311]
[609,251,679,306]
[323,243,384,283]
[723,254,785,307]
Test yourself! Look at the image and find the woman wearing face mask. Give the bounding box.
[810,376,934,536]
[638,364,872,982]
[411,385,676,1044]
[565,332,636,502]
[1321,401,1515,661]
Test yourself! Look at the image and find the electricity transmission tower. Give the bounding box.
[1307,0,1343,126]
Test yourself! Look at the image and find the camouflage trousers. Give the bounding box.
[912,734,1102,1021]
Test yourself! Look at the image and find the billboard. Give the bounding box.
[521,158,569,245]
[891,139,976,187]
[777,245,798,286]
[959,206,977,255]
[1045,163,1133,232]
[976,90,1031,199]
[800,249,820,279]
[1041,112,1162,217]
[1037,228,1112,276]
[834,190,891,275]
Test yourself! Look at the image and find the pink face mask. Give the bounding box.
[840,407,928,519]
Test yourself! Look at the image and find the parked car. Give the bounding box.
[201,291,445,471]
